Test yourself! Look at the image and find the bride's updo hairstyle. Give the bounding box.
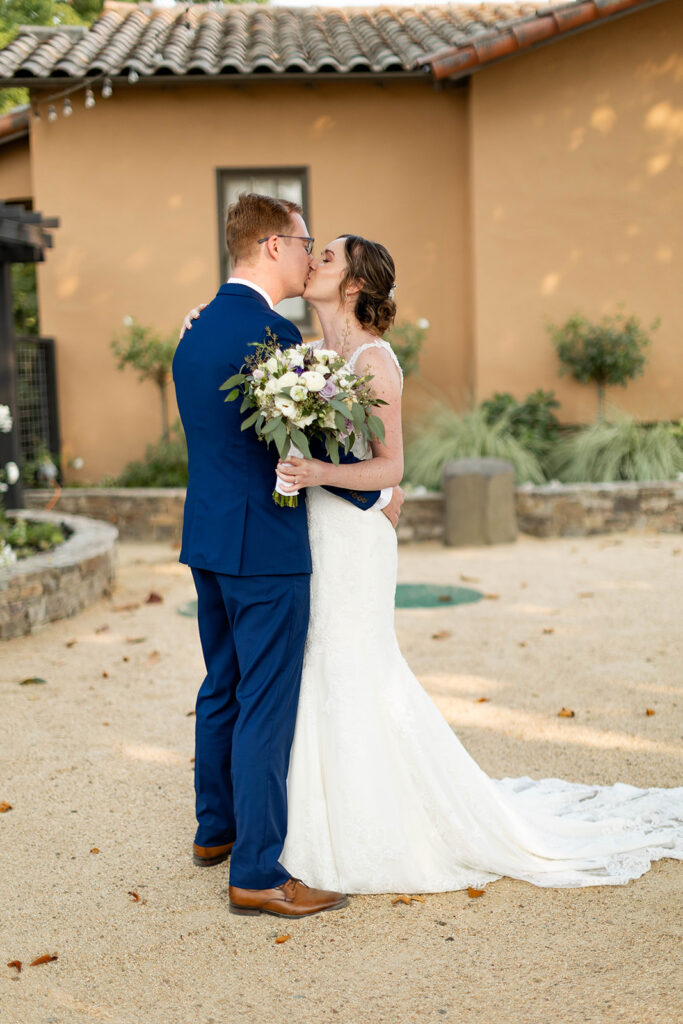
[339,235,397,336]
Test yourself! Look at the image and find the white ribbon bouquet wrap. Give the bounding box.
[220,328,386,508]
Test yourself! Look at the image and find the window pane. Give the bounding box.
[219,169,309,326]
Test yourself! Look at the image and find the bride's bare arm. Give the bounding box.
[276,347,404,492]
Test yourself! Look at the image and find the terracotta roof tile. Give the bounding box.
[0,0,662,83]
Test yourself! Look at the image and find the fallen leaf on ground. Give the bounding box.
[475,697,490,703]
[122,656,129,662]
[483,593,500,600]
[102,722,109,727]
[148,650,161,664]
[90,848,100,853]
[275,935,291,944]
[114,602,140,613]
[392,895,425,905]
[520,582,527,589]
[7,960,21,973]
[518,641,528,647]
[467,888,485,898]
[29,954,57,966]
[65,639,77,648]
[557,707,575,718]
[0,802,12,813]
[579,592,594,598]
[146,592,163,604]
[673,548,680,555]
[459,574,479,583]
[189,757,195,763]
[431,630,452,640]
[95,625,110,634]
[438,594,452,603]
[186,710,196,717]
[102,671,109,678]
[125,637,146,644]
[646,708,655,716]
[128,891,141,902]
[19,677,46,686]
[543,628,555,635]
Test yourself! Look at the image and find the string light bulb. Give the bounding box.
[85,87,95,109]
[48,105,57,122]
[63,97,72,117]
[102,77,113,99]
[128,69,139,84]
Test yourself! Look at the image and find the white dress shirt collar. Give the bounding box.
[227,277,275,310]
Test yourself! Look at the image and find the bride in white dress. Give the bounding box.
[277,234,682,894]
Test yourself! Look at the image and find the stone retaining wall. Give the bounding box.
[23,479,683,545]
[0,510,118,640]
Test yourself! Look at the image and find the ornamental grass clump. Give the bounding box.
[403,404,546,491]
[547,416,683,483]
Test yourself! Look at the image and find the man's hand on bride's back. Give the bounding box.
[382,486,405,529]
[179,302,208,340]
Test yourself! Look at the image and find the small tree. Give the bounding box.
[386,318,429,378]
[111,318,177,442]
[547,308,657,421]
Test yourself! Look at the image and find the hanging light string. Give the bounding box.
[32,67,139,122]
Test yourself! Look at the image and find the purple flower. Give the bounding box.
[320,379,337,399]
[294,365,304,376]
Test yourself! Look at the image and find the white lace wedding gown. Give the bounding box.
[281,340,682,894]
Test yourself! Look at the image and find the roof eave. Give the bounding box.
[421,0,671,81]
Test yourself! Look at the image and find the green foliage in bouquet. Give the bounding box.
[107,420,188,488]
[548,308,657,421]
[547,416,683,483]
[0,510,66,559]
[403,403,546,491]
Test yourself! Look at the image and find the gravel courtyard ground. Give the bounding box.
[1,533,681,1024]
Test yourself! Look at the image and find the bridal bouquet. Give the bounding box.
[220,328,386,507]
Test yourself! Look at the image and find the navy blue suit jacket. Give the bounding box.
[172,283,380,576]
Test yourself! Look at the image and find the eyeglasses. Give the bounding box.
[257,234,315,255]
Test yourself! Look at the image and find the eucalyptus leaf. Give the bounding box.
[367,414,386,442]
[240,410,260,432]
[289,427,311,459]
[274,422,289,457]
[325,434,341,466]
[263,417,282,435]
[220,373,245,391]
[224,389,240,403]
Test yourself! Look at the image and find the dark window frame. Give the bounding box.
[215,167,312,329]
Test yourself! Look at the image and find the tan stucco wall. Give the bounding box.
[30,80,469,481]
[470,0,683,423]
[0,137,31,202]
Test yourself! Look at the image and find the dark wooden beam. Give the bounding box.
[0,261,23,509]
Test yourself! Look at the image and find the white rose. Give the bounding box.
[322,408,337,429]
[122,315,134,327]
[265,357,279,373]
[294,412,316,428]
[315,348,337,361]
[0,404,12,433]
[290,384,307,402]
[300,370,326,392]
[72,457,84,470]
[277,371,299,389]
[417,317,430,330]
[0,541,16,567]
[265,378,280,394]
[287,348,305,368]
[274,398,297,419]
[4,461,20,485]
[252,368,264,381]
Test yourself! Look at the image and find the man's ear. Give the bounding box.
[263,235,280,260]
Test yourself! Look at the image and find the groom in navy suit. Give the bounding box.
[173,194,395,917]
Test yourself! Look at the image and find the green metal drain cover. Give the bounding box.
[394,583,483,608]
[178,584,482,618]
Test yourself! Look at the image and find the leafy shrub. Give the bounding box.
[107,420,188,487]
[386,319,428,378]
[403,404,546,491]
[0,512,66,559]
[547,417,683,483]
[480,389,560,457]
[547,308,657,420]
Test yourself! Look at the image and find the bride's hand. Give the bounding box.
[276,456,328,491]
[179,302,208,340]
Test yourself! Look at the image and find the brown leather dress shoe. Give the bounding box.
[192,841,235,867]
[229,877,348,917]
